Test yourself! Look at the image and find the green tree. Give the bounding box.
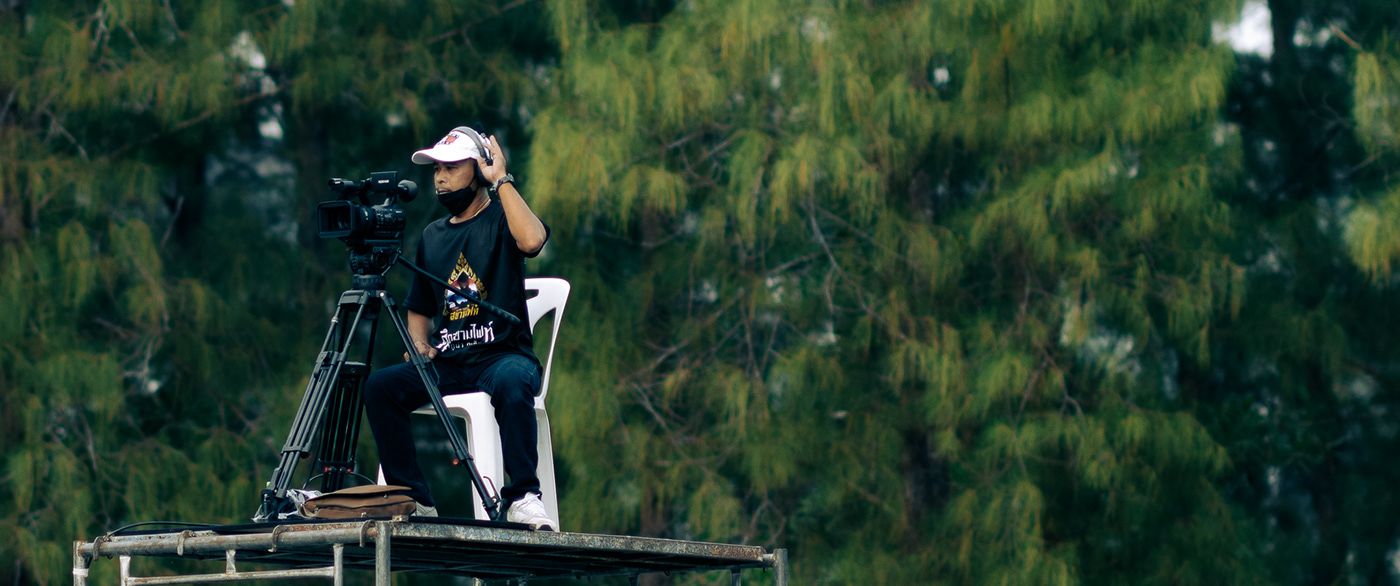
[0,3,285,583]
[529,0,1260,582]
[0,1,554,584]
[1214,1,1400,583]
[8,0,1400,584]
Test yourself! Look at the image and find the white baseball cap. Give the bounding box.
[411,127,485,165]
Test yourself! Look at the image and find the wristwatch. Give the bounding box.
[491,173,515,192]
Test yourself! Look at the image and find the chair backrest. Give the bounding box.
[524,277,570,403]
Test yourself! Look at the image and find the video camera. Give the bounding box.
[316,171,418,242]
[316,171,418,277]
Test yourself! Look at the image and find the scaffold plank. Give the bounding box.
[74,518,786,584]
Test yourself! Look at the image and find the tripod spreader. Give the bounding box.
[396,256,521,326]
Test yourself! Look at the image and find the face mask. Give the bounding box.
[437,186,475,216]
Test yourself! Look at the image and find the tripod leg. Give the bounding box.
[255,291,376,521]
[315,361,368,493]
[314,298,381,494]
[376,291,504,520]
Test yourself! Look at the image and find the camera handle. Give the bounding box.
[395,255,522,326]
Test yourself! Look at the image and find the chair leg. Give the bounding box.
[464,407,503,520]
[536,409,560,529]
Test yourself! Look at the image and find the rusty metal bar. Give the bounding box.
[388,523,767,561]
[122,566,336,585]
[333,544,344,586]
[72,542,89,586]
[773,549,789,586]
[77,527,371,559]
[97,537,351,586]
[374,524,390,586]
[111,544,343,586]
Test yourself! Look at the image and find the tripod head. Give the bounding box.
[317,171,418,277]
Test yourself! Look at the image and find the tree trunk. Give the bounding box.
[902,427,948,536]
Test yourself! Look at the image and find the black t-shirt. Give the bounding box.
[403,200,549,369]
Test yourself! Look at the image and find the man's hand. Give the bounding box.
[479,135,508,185]
[404,340,438,362]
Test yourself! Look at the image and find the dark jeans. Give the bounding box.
[362,354,541,507]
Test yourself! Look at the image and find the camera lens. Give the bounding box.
[316,200,356,239]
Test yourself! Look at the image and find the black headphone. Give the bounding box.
[450,125,493,167]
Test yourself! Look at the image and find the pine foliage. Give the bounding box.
[5,0,1400,585]
[1345,40,1400,280]
[0,2,277,583]
[530,0,1258,582]
[1,1,551,584]
[1241,3,1400,583]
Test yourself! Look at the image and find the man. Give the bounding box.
[361,126,553,529]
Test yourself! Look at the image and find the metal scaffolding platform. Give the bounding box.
[73,517,788,585]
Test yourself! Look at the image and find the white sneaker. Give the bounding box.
[413,502,438,517]
[506,492,555,531]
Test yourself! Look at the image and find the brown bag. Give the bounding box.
[298,484,417,519]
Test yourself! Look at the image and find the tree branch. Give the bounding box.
[423,0,537,45]
[805,198,908,341]
[39,106,89,161]
[103,85,284,161]
[160,0,182,36]
[1329,24,1362,51]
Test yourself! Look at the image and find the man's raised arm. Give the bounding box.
[479,136,547,255]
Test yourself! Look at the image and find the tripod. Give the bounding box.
[253,259,521,523]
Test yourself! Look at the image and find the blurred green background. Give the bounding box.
[4,0,1400,584]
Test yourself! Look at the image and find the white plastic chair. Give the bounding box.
[378,277,569,526]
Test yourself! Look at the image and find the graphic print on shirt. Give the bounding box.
[437,253,495,353]
[444,253,487,320]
